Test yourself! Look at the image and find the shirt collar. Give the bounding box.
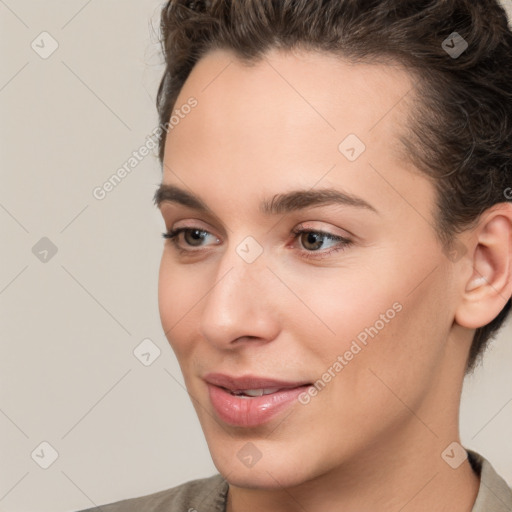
[468,449,512,512]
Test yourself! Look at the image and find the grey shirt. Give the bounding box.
[77,450,512,511]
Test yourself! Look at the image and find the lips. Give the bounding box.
[204,373,312,427]
[204,373,310,391]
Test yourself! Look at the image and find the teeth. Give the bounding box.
[231,388,280,397]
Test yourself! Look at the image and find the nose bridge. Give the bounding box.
[199,238,277,346]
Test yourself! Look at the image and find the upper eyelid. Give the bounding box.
[166,216,350,235]
[168,225,343,237]
[293,222,352,239]
[159,206,231,236]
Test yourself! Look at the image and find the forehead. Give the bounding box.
[166,46,416,166]
[162,47,431,226]
[178,47,413,124]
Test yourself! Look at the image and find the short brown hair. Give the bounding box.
[156,0,512,373]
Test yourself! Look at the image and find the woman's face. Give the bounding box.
[156,47,463,488]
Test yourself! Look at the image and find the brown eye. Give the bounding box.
[291,227,353,260]
[162,227,220,251]
[183,229,208,247]
[299,231,326,251]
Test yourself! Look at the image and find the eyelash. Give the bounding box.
[162,226,353,260]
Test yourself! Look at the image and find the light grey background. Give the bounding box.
[1,1,511,511]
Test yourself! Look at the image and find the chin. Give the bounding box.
[215,459,313,490]
[205,435,320,490]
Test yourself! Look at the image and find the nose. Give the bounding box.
[198,241,281,349]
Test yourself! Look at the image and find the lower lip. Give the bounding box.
[207,384,309,428]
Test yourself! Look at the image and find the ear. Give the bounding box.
[454,203,512,330]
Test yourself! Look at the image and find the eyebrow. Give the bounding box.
[153,184,378,216]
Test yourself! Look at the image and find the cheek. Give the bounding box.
[157,254,200,355]
[277,260,399,358]
[157,254,176,331]
[322,266,451,421]
[308,244,445,357]
[296,244,450,391]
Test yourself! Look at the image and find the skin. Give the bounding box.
[156,47,512,511]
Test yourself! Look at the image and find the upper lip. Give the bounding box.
[204,373,311,391]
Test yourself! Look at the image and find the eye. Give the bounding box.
[291,226,353,260]
[162,227,220,251]
[161,225,353,259]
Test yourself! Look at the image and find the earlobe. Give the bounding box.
[454,204,512,330]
